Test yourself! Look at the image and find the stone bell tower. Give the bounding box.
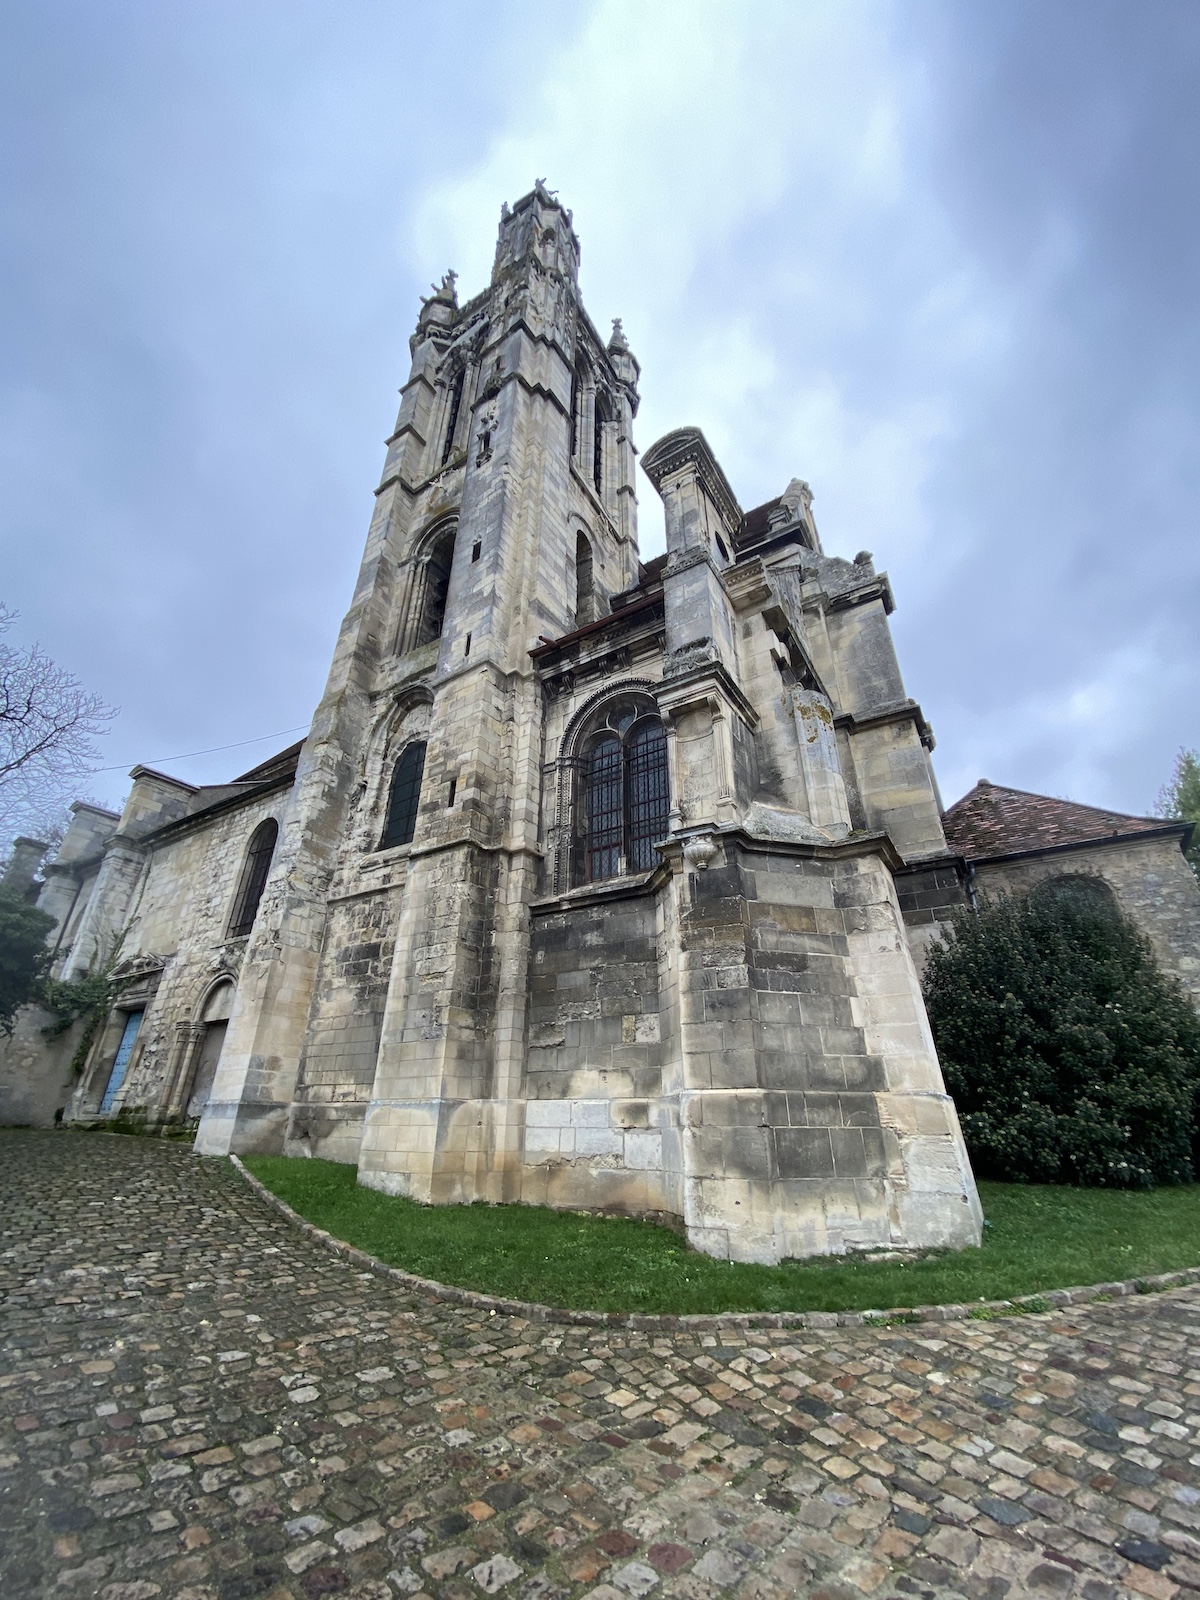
[197,184,644,1197]
[352,184,645,1200]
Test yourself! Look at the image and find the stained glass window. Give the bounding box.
[381,741,427,850]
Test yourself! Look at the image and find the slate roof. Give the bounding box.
[942,780,1171,861]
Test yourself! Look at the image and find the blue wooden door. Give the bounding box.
[100,1010,144,1113]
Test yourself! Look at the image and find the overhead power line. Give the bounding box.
[94,724,311,774]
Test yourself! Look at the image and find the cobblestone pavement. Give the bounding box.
[4,1133,1200,1600]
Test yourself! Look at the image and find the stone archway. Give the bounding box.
[184,982,235,1121]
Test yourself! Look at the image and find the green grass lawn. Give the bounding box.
[242,1155,1200,1316]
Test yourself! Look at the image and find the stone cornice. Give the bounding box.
[641,428,742,534]
[835,700,934,751]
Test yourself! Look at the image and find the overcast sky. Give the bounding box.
[3,0,1198,824]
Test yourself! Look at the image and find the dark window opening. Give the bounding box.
[569,365,582,460]
[593,391,611,496]
[580,705,670,884]
[587,735,623,882]
[1032,875,1119,919]
[715,534,730,563]
[627,721,671,872]
[441,368,465,465]
[447,778,457,808]
[471,540,481,562]
[464,632,471,657]
[380,741,427,849]
[418,526,457,644]
[228,818,279,937]
[575,532,595,628]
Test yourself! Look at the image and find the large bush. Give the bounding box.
[924,882,1200,1187]
[0,884,55,1034]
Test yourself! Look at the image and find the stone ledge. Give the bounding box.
[229,1154,1200,1331]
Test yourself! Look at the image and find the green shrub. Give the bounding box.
[0,885,55,1034]
[924,882,1200,1187]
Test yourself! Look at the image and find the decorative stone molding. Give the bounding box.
[681,834,718,871]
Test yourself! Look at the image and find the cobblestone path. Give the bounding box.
[4,1133,1200,1600]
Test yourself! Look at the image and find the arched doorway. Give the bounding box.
[187,982,234,1120]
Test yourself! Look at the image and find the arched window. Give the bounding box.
[593,390,611,497]
[1031,874,1119,919]
[578,701,670,884]
[380,741,427,850]
[417,524,457,645]
[228,819,279,937]
[574,532,595,628]
[440,367,466,466]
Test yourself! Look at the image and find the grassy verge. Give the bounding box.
[242,1156,1200,1316]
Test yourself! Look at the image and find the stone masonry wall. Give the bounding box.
[972,835,1200,1009]
[675,836,980,1263]
[523,881,673,1218]
[0,1006,82,1127]
[286,882,406,1163]
[69,788,289,1122]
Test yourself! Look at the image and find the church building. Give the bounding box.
[5,186,1197,1263]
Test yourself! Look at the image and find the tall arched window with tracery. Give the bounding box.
[228,818,279,937]
[380,741,427,850]
[576,699,670,884]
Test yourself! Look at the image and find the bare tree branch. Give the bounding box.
[0,603,117,846]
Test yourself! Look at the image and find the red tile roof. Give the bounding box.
[942,780,1169,860]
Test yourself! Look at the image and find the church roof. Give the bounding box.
[231,740,305,785]
[738,496,783,545]
[942,780,1174,860]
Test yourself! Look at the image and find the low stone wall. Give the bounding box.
[0,1006,81,1127]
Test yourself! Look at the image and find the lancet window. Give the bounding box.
[400,521,458,652]
[574,532,595,628]
[440,367,466,465]
[228,818,279,937]
[592,390,610,497]
[380,741,427,850]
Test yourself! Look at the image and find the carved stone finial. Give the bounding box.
[609,317,629,352]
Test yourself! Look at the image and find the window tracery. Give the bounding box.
[573,697,670,884]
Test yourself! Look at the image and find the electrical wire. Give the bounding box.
[93,724,311,773]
